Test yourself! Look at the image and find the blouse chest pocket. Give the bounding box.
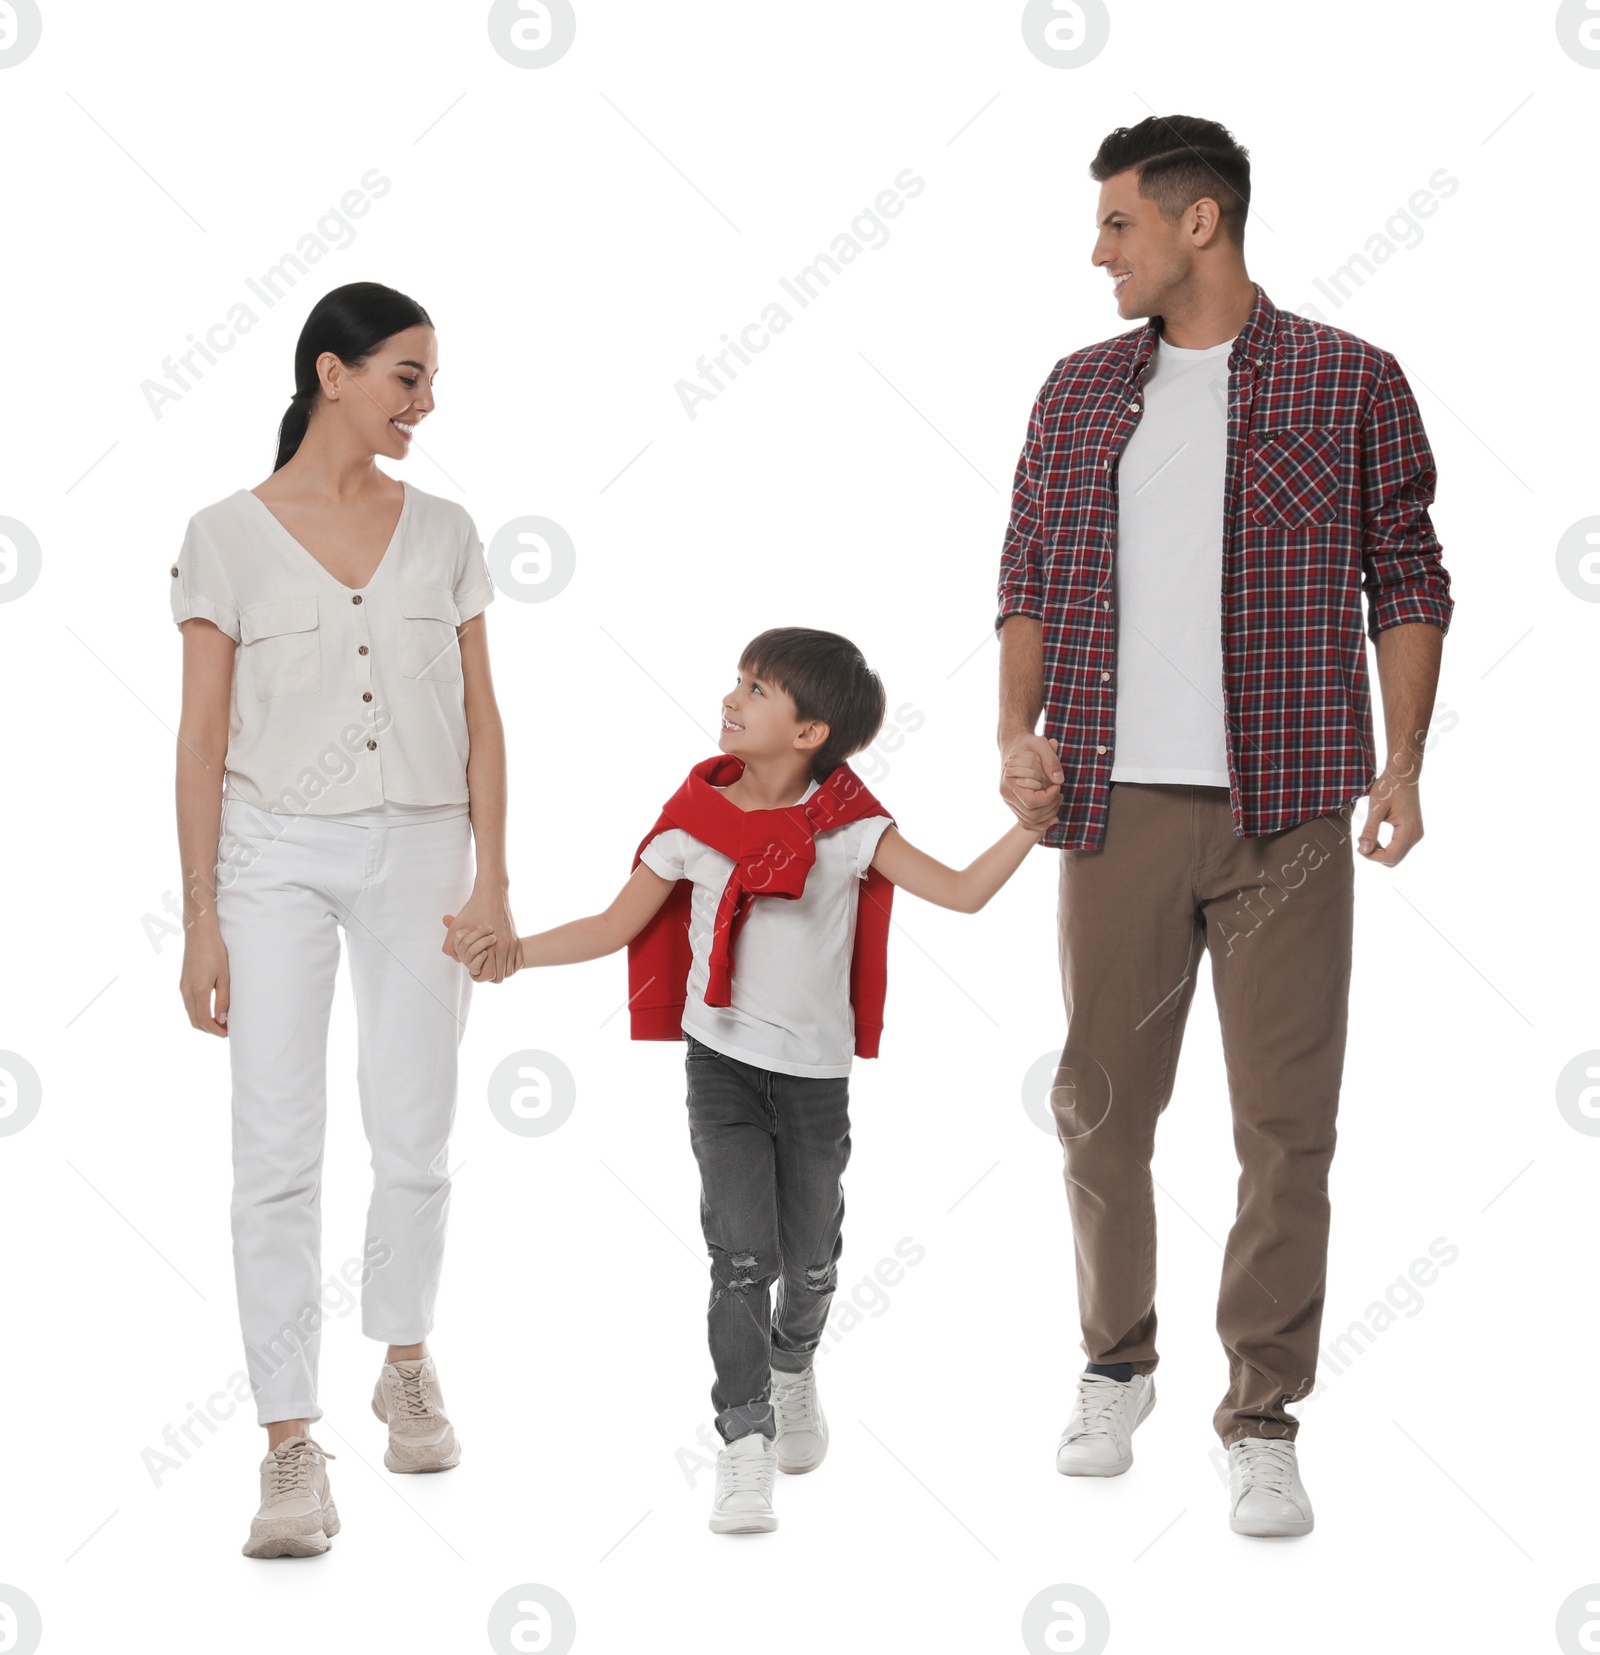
[239,596,320,699]
[397,583,463,683]
[1245,426,1344,530]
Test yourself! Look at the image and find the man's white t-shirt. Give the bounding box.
[1110,334,1235,786]
[639,779,893,1079]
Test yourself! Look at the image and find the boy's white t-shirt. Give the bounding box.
[639,779,894,1079]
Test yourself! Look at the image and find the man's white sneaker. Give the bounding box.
[709,1431,778,1534]
[242,1435,339,1559]
[1228,1437,1314,1537]
[771,1366,828,1474]
[371,1355,461,1473]
[1055,1372,1155,1477]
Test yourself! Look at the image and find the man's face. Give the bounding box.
[1091,168,1197,320]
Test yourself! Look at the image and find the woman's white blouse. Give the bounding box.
[169,482,495,814]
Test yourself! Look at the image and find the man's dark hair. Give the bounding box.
[738,627,887,782]
[1089,115,1251,249]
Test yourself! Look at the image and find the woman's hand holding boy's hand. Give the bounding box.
[441,913,522,981]
[440,887,518,981]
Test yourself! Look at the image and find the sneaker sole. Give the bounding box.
[1056,1383,1156,1478]
[1230,1512,1314,1538]
[372,1394,462,1473]
[242,1500,340,1559]
[708,1510,778,1534]
[776,1451,825,1474]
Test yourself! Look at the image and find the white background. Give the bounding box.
[1,2,1596,1651]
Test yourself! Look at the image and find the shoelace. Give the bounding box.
[1233,1440,1296,1498]
[388,1365,432,1418]
[1064,1376,1128,1441]
[719,1445,772,1494]
[771,1374,819,1436]
[268,1437,334,1497]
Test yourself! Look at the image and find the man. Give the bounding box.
[995,114,1453,1538]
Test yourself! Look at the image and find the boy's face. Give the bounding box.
[721,664,828,766]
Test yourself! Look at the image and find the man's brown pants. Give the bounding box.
[1053,782,1355,1445]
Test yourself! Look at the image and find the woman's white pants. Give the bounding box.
[216,799,473,1424]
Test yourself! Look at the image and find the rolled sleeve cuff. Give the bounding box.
[994,590,1043,633]
[1367,583,1454,642]
[171,594,240,640]
[454,582,496,624]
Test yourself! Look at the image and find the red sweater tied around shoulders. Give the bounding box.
[627,755,895,1056]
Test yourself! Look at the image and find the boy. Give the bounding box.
[447,628,1057,1533]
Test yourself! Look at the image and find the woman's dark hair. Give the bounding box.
[1089,115,1251,250]
[739,627,887,783]
[273,281,433,471]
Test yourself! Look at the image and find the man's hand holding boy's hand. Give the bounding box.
[1001,733,1064,832]
[441,913,522,980]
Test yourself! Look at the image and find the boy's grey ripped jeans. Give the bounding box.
[683,1033,851,1442]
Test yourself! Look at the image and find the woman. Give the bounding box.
[172,282,515,1558]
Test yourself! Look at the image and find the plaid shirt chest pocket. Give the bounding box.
[1245,426,1345,530]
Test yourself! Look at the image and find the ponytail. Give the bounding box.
[272,388,318,473]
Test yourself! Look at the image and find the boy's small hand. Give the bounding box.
[442,912,498,977]
[1001,733,1064,832]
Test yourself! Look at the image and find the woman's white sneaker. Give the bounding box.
[1227,1438,1314,1536]
[1056,1372,1155,1477]
[709,1432,778,1533]
[242,1435,339,1558]
[771,1366,828,1473]
[371,1355,461,1473]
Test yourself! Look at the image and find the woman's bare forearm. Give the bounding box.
[176,735,227,929]
[175,619,235,932]
[459,614,510,890]
[465,702,510,890]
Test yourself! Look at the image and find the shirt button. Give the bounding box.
[352,594,363,605]
[362,692,373,702]
[366,740,377,751]
[170,565,180,578]
[358,645,369,656]
[1096,745,1107,755]
[1130,403,1141,412]
[1102,600,1110,610]
[1101,671,1111,681]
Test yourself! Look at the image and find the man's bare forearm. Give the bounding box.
[998,615,1044,746]
[1372,620,1444,780]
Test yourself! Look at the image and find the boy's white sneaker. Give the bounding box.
[1228,1437,1314,1537]
[371,1355,461,1473]
[1055,1372,1155,1477]
[709,1431,778,1534]
[771,1366,828,1473]
[242,1435,339,1558]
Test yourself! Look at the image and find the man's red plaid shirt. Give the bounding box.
[996,284,1455,850]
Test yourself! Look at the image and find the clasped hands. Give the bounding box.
[439,890,520,982]
[1000,733,1065,830]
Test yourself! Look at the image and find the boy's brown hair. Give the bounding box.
[739,627,887,783]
